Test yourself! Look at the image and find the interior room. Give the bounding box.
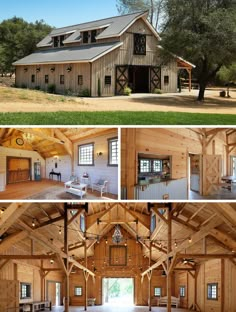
[0,202,235,312]
[0,128,118,200]
[121,128,236,200]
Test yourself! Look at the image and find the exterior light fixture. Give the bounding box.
[97,152,103,156]
[67,66,72,72]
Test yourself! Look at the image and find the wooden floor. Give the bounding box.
[0,179,118,200]
[45,306,189,312]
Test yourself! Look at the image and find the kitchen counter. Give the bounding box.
[137,178,177,186]
[135,177,188,200]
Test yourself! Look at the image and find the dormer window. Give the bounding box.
[134,33,146,55]
[53,37,59,48]
[91,30,97,43]
[83,31,89,44]
[60,35,65,47]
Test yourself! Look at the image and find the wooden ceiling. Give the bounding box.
[0,202,235,272]
[0,128,117,158]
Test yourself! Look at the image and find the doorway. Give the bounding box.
[47,281,61,306]
[128,66,149,93]
[102,278,134,306]
[231,156,236,176]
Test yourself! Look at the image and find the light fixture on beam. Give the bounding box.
[32,219,36,227]
[22,132,34,144]
[50,259,54,264]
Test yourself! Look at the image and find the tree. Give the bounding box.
[116,0,165,30]
[0,17,52,74]
[217,63,236,83]
[160,0,236,101]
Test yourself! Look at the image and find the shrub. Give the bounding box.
[123,86,132,96]
[153,88,162,94]
[47,84,56,94]
[78,88,91,97]
[34,85,41,90]
[65,88,74,96]
[21,83,27,89]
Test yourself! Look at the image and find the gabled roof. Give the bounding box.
[37,11,157,48]
[13,41,123,66]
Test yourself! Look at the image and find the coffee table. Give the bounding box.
[64,181,87,199]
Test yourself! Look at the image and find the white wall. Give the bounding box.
[45,155,72,182]
[73,132,118,195]
[0,146,46,186]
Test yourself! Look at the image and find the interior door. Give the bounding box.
[7,157,31,184]
[47,282,57,306]
[202,155,222,196]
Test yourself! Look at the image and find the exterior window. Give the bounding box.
[60,35,65,46]
[150,213,156,233]
[20,283,31,299]
[180,286,185,297]
[78,143,94,166]
[105,75,112,85]
[140,159,150,173]
[83,31,89,43]
[60,75,64,85]
[53,37,59,47]
[154,287,162,297]
[91,29,97,43]
[78,75,83,85]
[45,75,49,84]
[80,214,85,232]
[108,137,118,166]
[164,76,169,85]
[31,75,35,83]
[74,286,82,296]
[133,33,146,55]
[207,283,218,300]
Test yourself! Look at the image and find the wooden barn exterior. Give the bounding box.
[13,11,193,96]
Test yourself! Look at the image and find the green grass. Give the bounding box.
[0,111,235,125]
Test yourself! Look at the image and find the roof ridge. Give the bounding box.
[51,10,148,32]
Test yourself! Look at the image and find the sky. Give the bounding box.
[0,0,119,27]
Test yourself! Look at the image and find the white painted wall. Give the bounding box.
[0,146,46,187]
[45,155,72,182]
[73,132,118,195]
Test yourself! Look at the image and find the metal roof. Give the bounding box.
[37,11,149,48]
[13,42,123,65]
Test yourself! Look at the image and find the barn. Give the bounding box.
[13,11,193,96]
[0,202,235,312]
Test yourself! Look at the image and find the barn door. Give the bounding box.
[7,157,31,184]
[150,66,161,92]
[116,65,129,95]
[202,155,222,196]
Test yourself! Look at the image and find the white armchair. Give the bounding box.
[92,179,108,197]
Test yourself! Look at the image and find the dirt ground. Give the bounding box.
[0,85,235,114]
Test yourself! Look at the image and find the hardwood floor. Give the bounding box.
[0,179,118,200]
[44,306,189,312]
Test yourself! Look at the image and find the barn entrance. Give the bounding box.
[102,278,134,306]
[128,66,149,93]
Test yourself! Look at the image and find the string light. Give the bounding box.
[50,259,54,264]
[0,208,5,214]
[174,240,177,248]
[188,237,192,243]
[59,227,62,235]
[32,219,36,227]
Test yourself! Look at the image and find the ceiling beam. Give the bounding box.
[54,128,73,157]
[0,231,28,253]
[0,202,32,236]
[0,255,56,260]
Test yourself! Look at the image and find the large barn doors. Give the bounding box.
[202,155,222,196]
[116,66,129,95]
[150,66,161,92]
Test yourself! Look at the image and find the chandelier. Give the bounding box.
[112,225,123,244]
[22,132,34,143]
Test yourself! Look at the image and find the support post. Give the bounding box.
[221,259,225,312]
[167,206,172,312]
[84,243,88,311]
[148,242,152,311]
[64,206,69,312]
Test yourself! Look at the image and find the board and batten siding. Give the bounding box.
[0,146,46,186]
[73,132,118,195]
[92,18,178,96]
[15,63,91,94]
[46,155,72,182]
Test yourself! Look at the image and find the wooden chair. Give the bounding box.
[92,179,108,197]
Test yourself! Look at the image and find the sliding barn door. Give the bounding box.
[150,66,161,92]
[116,65,129,95]
[202,155,222,196]
[7,157,31,184]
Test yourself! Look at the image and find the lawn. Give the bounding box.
[0,111,235,125]
[0,85,235,125]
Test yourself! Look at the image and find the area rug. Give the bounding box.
[26,186,110,200]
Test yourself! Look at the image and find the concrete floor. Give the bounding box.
[189,184,236,200]
[48,306,189,312]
